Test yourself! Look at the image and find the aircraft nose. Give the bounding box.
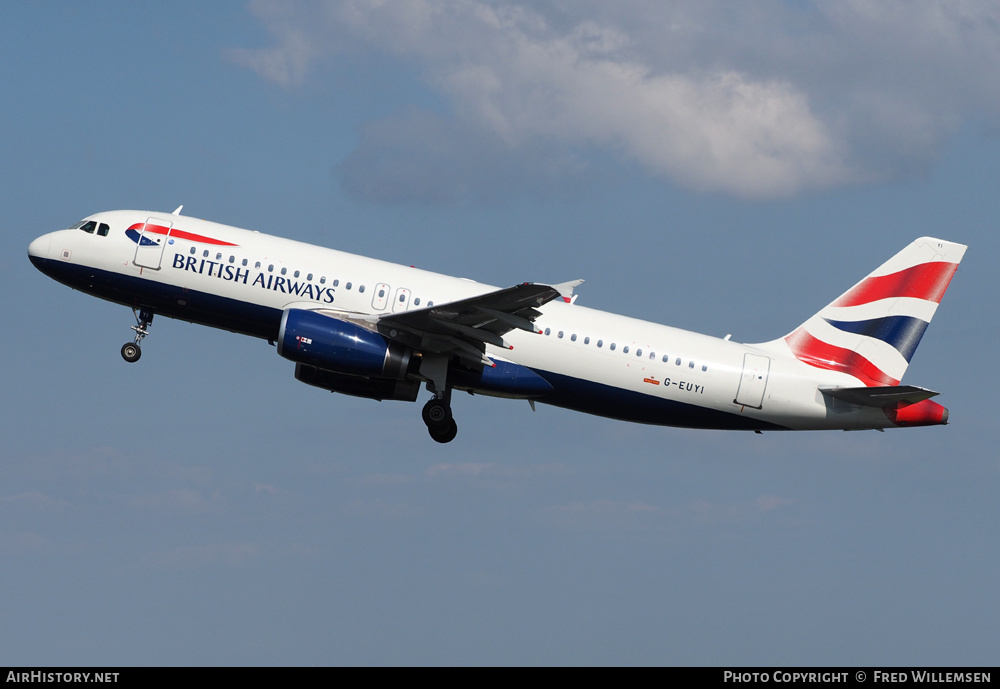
[28,234,52,262]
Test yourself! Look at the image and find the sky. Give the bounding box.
[2,1,998,666]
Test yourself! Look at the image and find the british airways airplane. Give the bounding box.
[28,208,965,443]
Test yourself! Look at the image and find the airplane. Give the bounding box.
[28,207,966,443]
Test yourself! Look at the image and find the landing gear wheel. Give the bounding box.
[121,343,141,363]
[428,418,458,444]
[422,398,452,427]
[122,309,153,363]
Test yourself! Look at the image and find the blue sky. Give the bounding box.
[2,1,998,665]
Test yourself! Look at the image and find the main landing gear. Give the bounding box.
[419,353,458,443]
[121,309,153,363]
[422,394,458,444]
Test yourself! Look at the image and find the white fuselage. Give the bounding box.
[27,210,940,433]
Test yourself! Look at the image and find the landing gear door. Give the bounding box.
[735,353,770,409]
[132,217,173,270]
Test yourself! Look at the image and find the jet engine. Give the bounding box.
[278,308,415,388]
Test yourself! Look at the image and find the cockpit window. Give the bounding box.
[97,223,110,237]
[70,220,87,230]
[76,220,97,234]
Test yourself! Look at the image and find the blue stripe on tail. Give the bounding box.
[823,316,929,362]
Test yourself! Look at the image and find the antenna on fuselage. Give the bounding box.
[172,205,183,216]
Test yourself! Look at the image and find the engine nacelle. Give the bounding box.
[278,308,412,379]
[294,364,420,402]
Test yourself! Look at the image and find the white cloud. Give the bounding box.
[690,495,794,525]
[233,0,1000,199]
[127,489,226,515]
[141,542,261,570]
[0,491,69,512]
[425,461,496,477]
[548,499,660,529]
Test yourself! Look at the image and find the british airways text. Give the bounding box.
[172,253,336,303]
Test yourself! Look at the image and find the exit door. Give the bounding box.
[735,353,770,409]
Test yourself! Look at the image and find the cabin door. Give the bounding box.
[132,218,173,270]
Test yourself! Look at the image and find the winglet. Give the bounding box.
[172,205,184,216]
[551,279,584,303]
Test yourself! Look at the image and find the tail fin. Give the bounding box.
[778,237,966,387]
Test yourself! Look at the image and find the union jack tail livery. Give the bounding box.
[781,237,966,388]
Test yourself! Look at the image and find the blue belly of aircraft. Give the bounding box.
[30,256,788,431]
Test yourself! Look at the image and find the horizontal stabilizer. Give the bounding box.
[820,385,939,407]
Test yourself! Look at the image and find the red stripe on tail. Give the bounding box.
[785,328,899,387]
[832,262,958,307]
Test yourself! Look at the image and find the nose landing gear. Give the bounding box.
[121,309,153,363]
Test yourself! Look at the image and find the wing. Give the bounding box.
[376,280,582,367]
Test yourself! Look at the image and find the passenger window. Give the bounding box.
[610,343,616,351]
[676,358,681,366]
[558,331,564,339]
[414,298,421,306]
[571,334,577,342]
[399,294,405,302]
[255,261,261,269]
[216,253,222,260]
[359,285,365,293]
[268,265,274,272]
[346,282,352,290]
[584,337,590,345]
[379,289,386,298]
[702,365,708,372]
[229,256,235,263]
[649,352,655,360]
[190,247,196,255]
[294,270,300,278]
[635,349,641,357]
[280,267,287,276]
[333,279,339,287]
[320,276,326,284]
[597,340,603,348]
[97,223,110,237]
[203,250,210,258]
[623,345,629,354]
[662,355,669,362]
[544,328,551,336]
[689,361,695,369]
[242,259,248,267]
[307,273,313,280]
